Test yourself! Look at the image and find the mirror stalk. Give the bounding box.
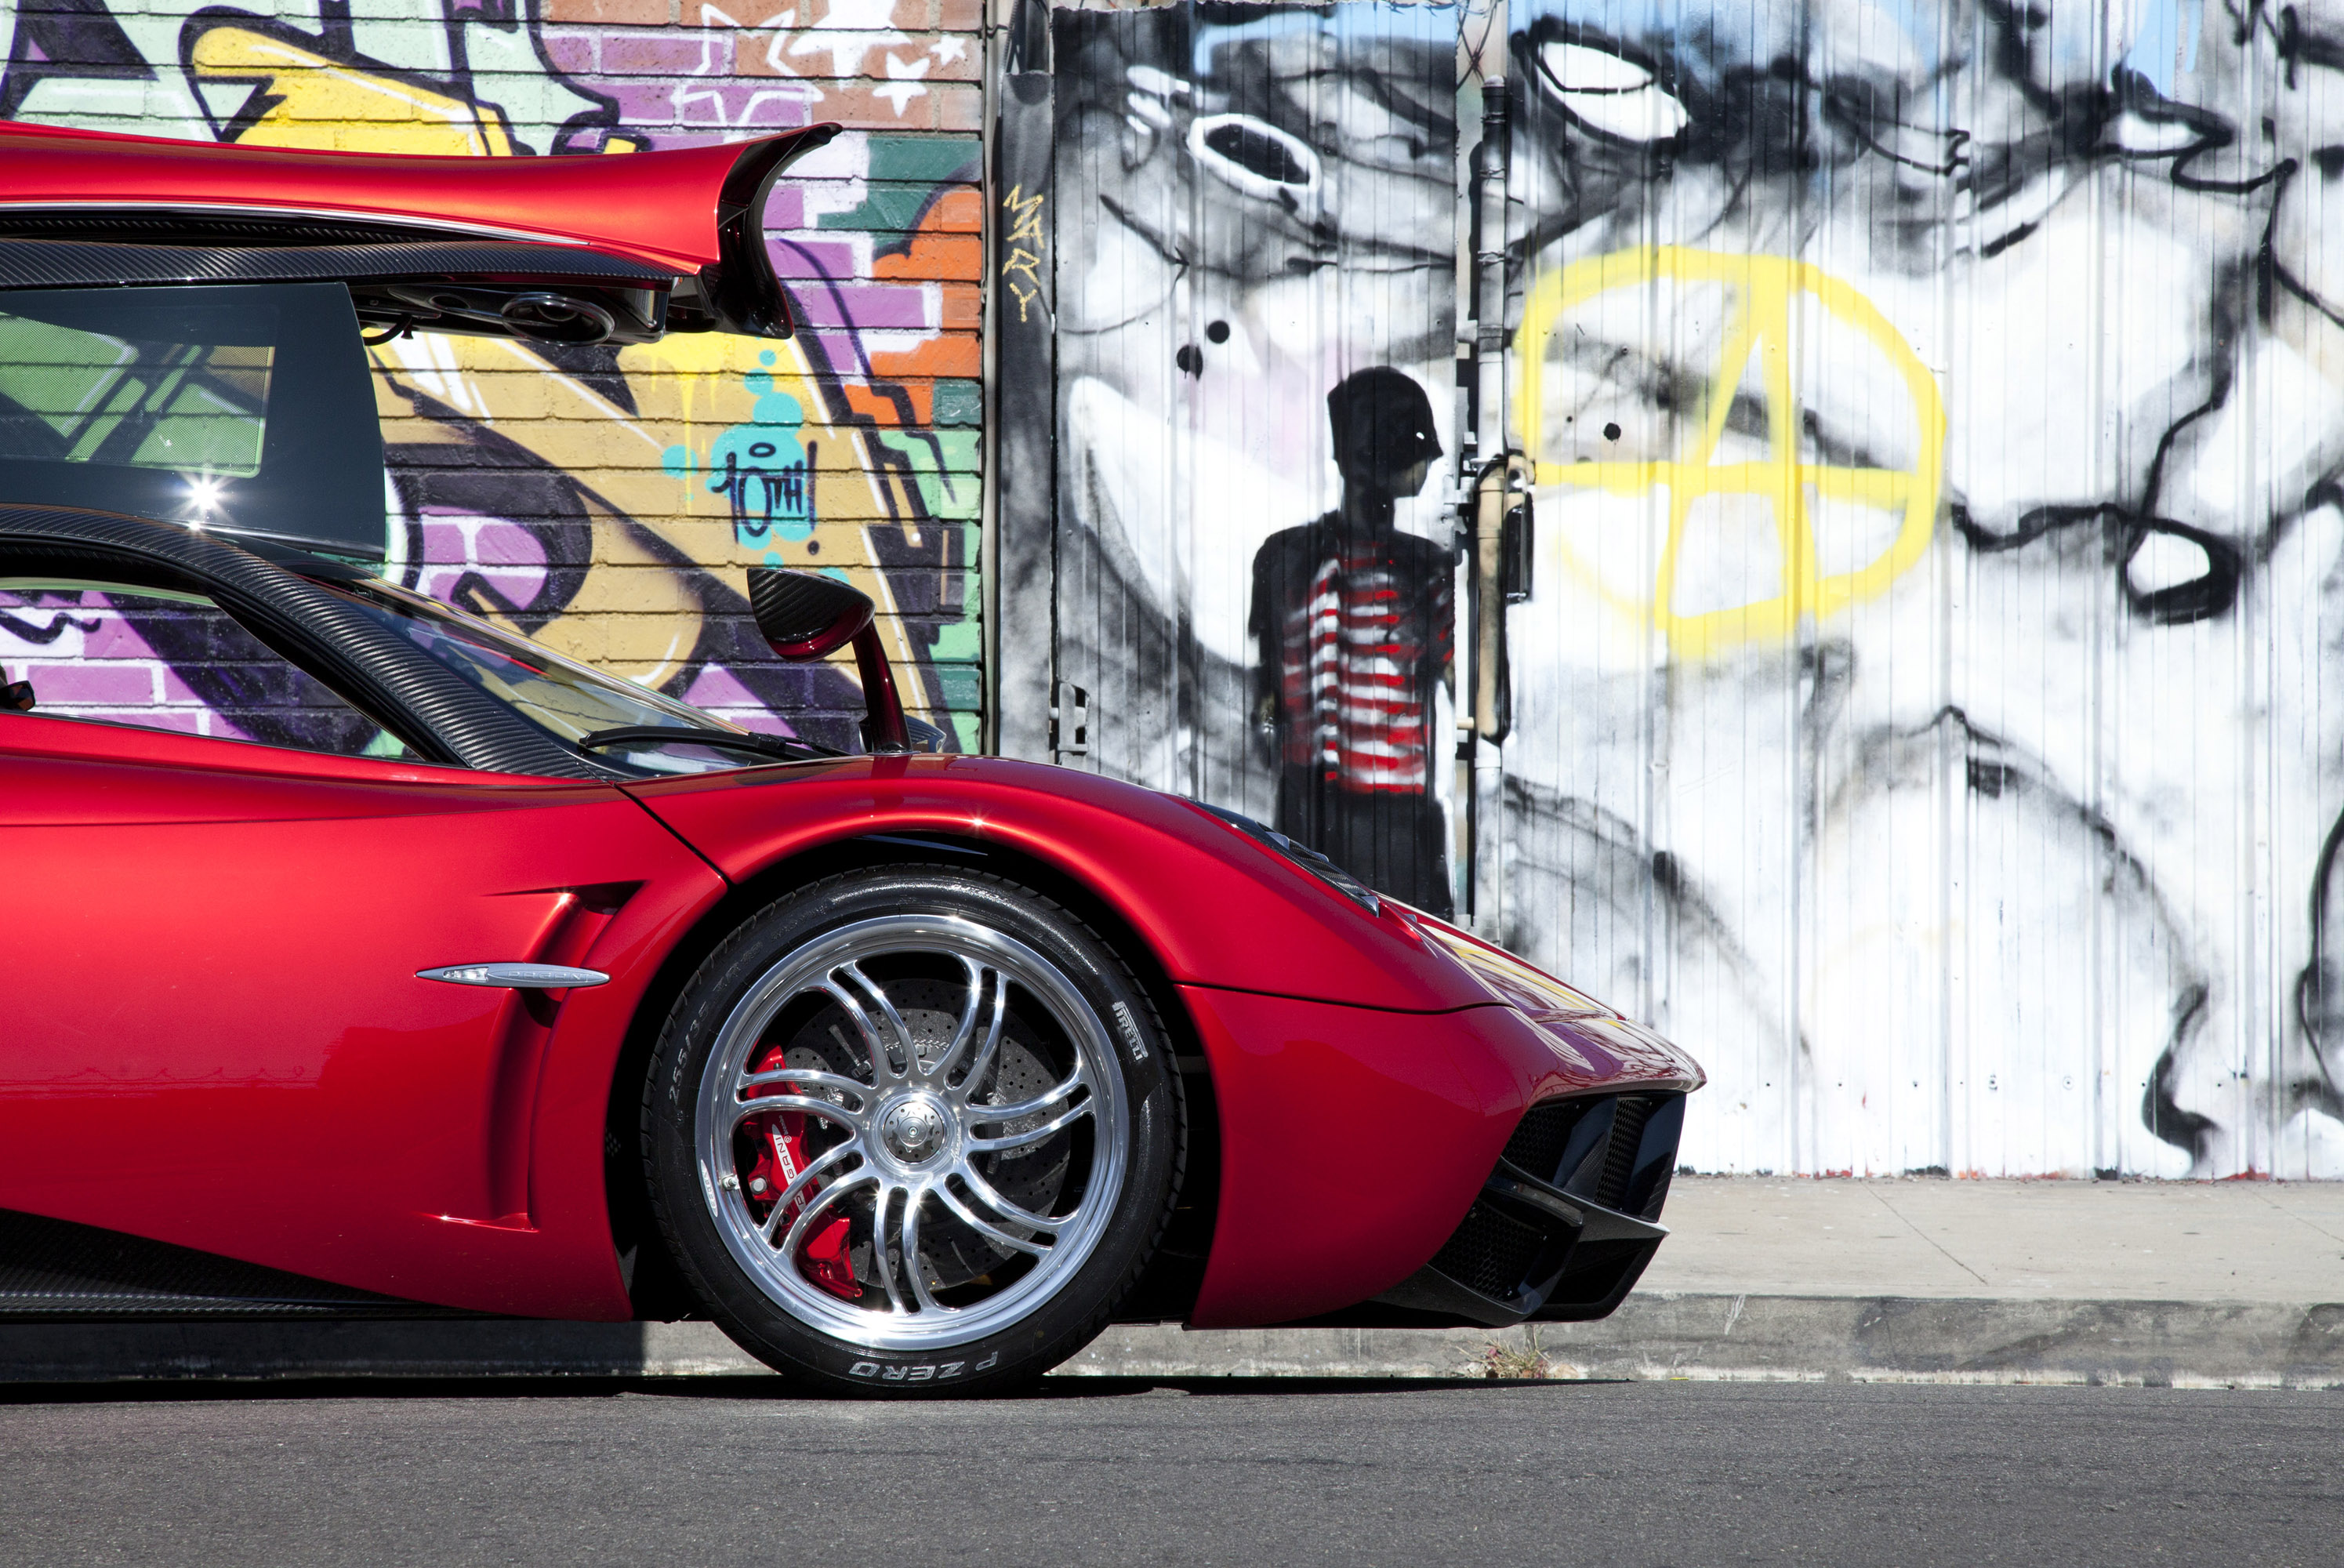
[852,625,911,754]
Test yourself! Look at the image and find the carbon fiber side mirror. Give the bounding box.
[746,567,873,659]
[744,567,909,754]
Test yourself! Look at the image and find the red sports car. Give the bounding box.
[0,122,1703,1393]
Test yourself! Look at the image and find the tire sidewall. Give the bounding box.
[645,866,1179,1396]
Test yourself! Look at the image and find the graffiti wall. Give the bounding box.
[1000,0,2344,1178]
[1496,0,2344,1181]
[0,0,985,752]
[1014,0,1465,906]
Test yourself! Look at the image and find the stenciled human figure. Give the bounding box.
[1250,367,1453,916]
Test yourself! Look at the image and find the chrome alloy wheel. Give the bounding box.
[691,913,1130,1351]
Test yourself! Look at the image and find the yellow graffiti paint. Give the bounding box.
[371,330,929,695]
[1515,245,1943,658]
[621,332,935,687]
[187,26,516,155]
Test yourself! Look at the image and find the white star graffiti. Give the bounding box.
[787,0,909,79]
[874,51,930,115]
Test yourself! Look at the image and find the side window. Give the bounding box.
[0,579,411,759]
[0,283,384,558]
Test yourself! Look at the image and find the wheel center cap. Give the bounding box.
[880,1096,949,1163]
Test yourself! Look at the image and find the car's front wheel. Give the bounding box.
[643,864,1181,1395]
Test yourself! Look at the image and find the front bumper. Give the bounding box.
[1177,985,1696,1329]
[1372,1090,1684,1327]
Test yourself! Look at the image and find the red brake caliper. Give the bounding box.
[743,1046,858,1299]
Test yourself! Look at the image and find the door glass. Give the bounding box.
[0,578,410,758]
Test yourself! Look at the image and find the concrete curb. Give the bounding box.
[1065,1296,2344,1388]
[5,1294,2342,1388]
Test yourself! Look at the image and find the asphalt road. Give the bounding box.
[1,1376,2337,1566]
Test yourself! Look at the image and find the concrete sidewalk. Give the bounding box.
[1640,1176,2344,1301]
[6,1179,2342,1388]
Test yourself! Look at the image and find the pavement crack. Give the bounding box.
[2249,1189,2344,1249]
[1862,1182,1990,1287]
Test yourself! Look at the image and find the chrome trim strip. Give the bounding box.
[416,963,611,989]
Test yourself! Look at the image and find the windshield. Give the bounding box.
[321,577,796,775]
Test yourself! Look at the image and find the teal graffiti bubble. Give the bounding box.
[666,354,818,548]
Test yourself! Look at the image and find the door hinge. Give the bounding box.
[1049,680,1089,759]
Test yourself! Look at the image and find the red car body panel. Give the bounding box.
[621,755,1498,1014]
[0,713,720,1319]
[1177,989,1511,1327]
[0,119,818,277]
[0,698,1702,1327]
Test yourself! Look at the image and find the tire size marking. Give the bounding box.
[847,1351,1000,1381]
[1111,1000,1149,1063]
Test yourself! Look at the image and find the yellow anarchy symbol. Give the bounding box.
[1516,245,1943,658]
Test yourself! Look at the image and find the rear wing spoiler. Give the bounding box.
[0,122,840,346]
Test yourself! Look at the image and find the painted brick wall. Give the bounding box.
[0,0,987,753]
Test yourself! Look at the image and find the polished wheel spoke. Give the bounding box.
[956,1161,1069,1234]
[730,1093,865,1131]
[934,1179,1050,1257]
[952,965,1013,1101]
[967,1097,1094,1154]
[840,960,919,1080]
[869,1184,908,1314]
[966,1067,1087,1128]
[902,1192,945,1314]
[756,1140,862,1241]
[736,1066,872,1106]
[931,956,1006,1089]
[780,1166,874,1264]
[818,974,902,1086]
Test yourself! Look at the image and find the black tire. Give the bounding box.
[643,863,1183,1396]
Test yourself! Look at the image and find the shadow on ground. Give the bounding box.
[0,1371,1622,1405]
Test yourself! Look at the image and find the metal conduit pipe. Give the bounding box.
[1468,71,1510,939]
